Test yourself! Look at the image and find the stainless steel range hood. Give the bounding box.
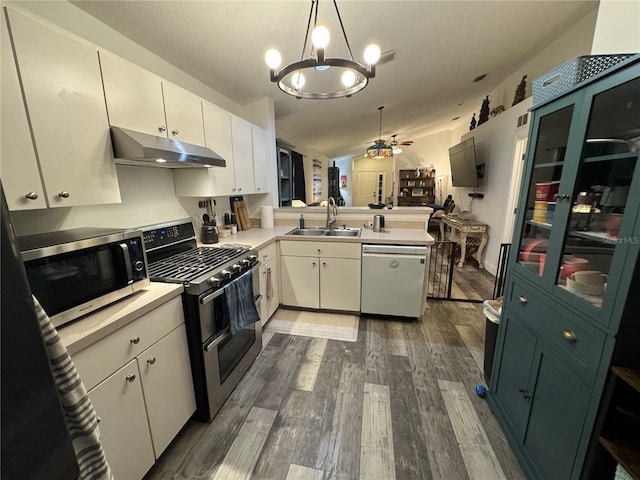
[110,126,226,168]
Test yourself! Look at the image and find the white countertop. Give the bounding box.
[202,226,434,250]
[58,283,183,355]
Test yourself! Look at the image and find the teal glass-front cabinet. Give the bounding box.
[489,56,640,480]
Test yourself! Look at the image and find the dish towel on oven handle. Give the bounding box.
[225,270,260,336]
[35,296,113,480]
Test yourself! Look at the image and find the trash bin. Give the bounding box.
[483,298,502,387]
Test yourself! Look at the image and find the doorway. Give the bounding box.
[354,171,386,206]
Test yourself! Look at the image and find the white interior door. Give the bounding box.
[504,137,528,243]
[354,171,385,206]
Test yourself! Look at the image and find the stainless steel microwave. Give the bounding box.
[18,228,149,327]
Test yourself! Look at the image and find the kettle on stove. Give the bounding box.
[373,214,385,232]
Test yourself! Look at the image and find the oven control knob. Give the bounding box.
[221,269,232,279]
[134,261,144,272]
[249,255,258,262]
[241,259,251,267]
[208,276,221,287]
[232,264,242,272]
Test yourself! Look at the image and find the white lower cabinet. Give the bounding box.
[139,325,196,457]
[74,297,196,480]
[279,241,361,312]
[89,360,155,480]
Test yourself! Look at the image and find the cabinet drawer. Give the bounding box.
[279,240,360,258]
[258,242,277,264]
[73,297,184,390]
[507,278,607,383]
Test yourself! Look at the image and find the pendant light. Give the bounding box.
[366,106,393,159]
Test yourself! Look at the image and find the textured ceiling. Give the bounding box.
[71,0,599,158]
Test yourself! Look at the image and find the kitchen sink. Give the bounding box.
[287,227,361,237]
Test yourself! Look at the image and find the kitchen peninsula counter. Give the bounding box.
[208,225,434,251]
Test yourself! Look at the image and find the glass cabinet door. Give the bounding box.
[516,103,575,278]
[555,77,640,309]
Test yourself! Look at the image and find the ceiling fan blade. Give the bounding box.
[400,141,414,146]
[377,48,396,66]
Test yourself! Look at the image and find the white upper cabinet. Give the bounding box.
[1,10,46,210]
[252,125,269,194]
[162,82,205,146]
[99,51,167,137]
[5,8,120,208]
[174,104,267,197]
[100,51,205,146]
[231,114,255,195]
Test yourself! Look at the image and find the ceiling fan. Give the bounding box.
[390,134,413,154]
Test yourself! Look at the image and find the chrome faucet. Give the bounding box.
[326,197,337,230]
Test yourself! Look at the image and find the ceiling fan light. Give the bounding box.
[363,44,381,65]
[265,49,282,69]
[311,25,330,49]
[393,146,403,154]
[342,70,356,88]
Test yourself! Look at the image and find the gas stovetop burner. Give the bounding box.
[147,246,248,283]
[141,219,257,295]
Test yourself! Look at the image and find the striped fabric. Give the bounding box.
[35,296,113,480]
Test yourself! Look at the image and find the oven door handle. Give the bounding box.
[204,331,231,352]
[200,289,224,305]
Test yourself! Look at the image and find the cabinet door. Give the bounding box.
[231,115,255,194]
[492,313,538,441]
[7,9,120,207]
[553,74,640,322]
[138,325,196,458]
[0,11,46,210]
[523,345,593,480]
[200,102,236,196]
[99,51,166,137]
[320,258,361,311]
[512,90,587,284]
[89,360,155,480]
[252,125,270,194]
[280,256,319,308]
[162,82,205,146]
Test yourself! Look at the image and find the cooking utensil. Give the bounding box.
[202,213,210,225]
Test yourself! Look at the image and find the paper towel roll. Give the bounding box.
[260,205,274,229]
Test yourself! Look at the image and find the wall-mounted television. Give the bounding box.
[449,137,479,188]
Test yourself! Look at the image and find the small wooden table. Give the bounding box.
[440,215,489,268]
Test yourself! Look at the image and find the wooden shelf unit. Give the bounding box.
[594,367,640,480]
[397,168,435,206]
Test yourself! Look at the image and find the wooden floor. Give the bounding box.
[145,278,523,480]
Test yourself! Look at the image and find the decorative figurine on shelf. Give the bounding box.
[478,96,490,125]
[512,75,527,106]
[470,113,477,130]
[490,105,505,117]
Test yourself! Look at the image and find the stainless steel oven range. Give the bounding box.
[142,219,261,422]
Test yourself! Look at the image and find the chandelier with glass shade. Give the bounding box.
[366,106,393,159]
[264,0,381,99]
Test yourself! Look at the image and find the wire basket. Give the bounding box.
[533,54,635,106]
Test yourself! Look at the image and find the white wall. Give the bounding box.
[454,100,532,274]
[591,0,640,54]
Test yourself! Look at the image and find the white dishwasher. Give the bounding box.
[361,244,428,318]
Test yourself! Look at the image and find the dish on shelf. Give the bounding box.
[559,255,590,279]
[567,272,606,296]
[368,203,385,209]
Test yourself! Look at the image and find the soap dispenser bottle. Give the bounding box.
[299,214,305,228]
